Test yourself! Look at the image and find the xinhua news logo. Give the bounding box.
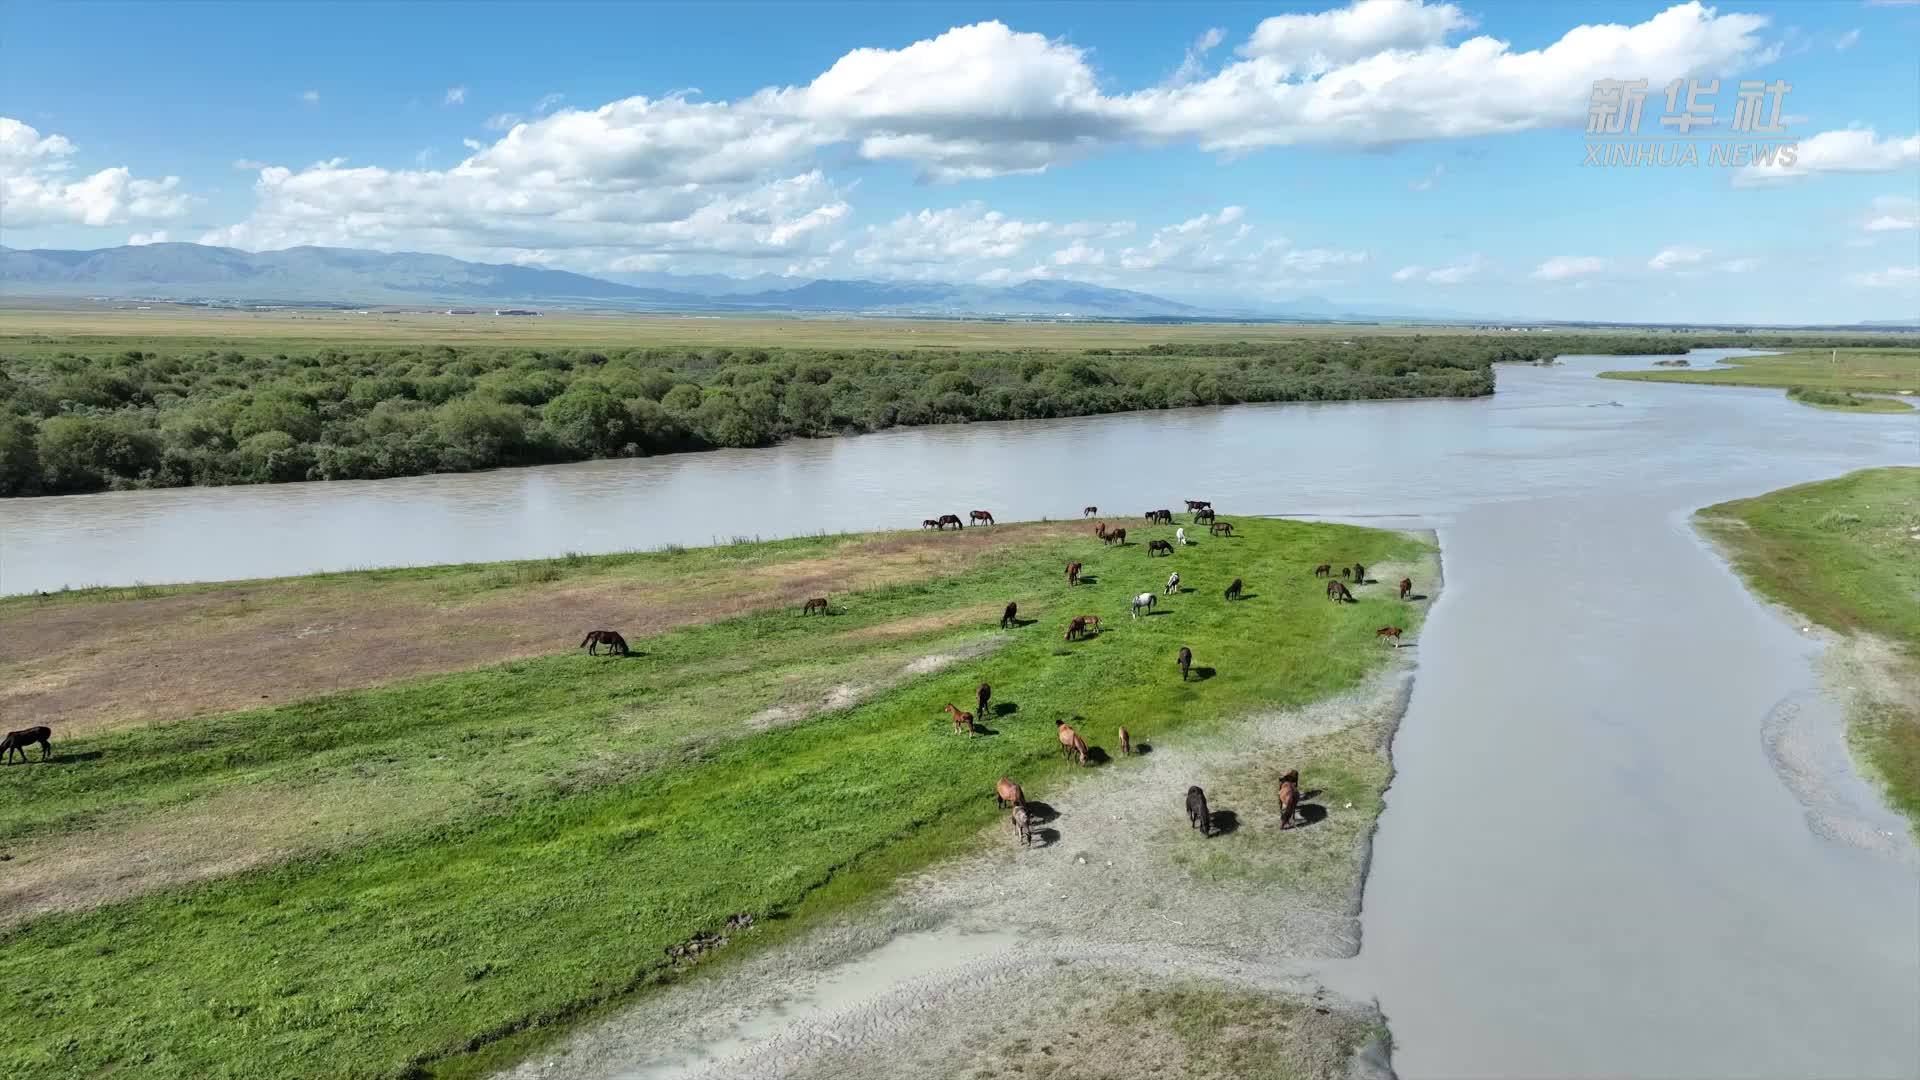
[1584,78,1797,168]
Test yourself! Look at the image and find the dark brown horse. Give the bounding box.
[1001,601,1018,628]
[969,510,995,526]
[1340,566,1352,578]
[1327,580,1353,603]
[1277,769,1300,830]
[581,630,629,656]
[921,518,941,529]
[1083,506,1098,517]
[1065,616,1090,642]
[1093,521,1108,539]
[1376,626,1403,647]
[1209,521,1233,537]
[1184,500,1212,512]
[1056,720,1089,766]
[1186,785,1212,836]
[1,726,51,764]
[1147,539,1173,556]
[977,681,992,719]
[1353,562,1366,583]
[1313,563,1332,578]
[1148,509,1174,524]
[943,703,975,736]
[1103,528,1127,546]
[1399,577,1413,601]
[1194,508,1216,524]
[1223,577,1243,602]
[937,514,964,530]
[802,597,828,615]
[1176,646,1192,681]
[1118,725,1132,757]
[1066,560,1083,585]
[995,776,1026,808]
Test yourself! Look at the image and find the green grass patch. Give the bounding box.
[1600,347,1920,397]
[0,517,1427,1079]
[1787,386,1913,413]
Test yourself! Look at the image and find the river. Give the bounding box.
[4,349,1917,1077]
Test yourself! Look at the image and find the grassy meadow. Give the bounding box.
[1600,347,1920,406]
[0,516,1429,1079]
[1696,468,1920,829]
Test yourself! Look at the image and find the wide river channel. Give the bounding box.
[3,350,1917,1077]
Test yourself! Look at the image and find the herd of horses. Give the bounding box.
[920,511,995,529]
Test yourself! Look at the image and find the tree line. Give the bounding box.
[0,331,1889,496]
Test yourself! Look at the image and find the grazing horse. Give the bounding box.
[1118,725,1132,757]
[1146,509,1173,524]
[1327,581,1353,603]
[1131,592,1156,619]
[1209,521,1233,537]
[1093,521,1108,539]
[1147,539,1173,556]
[1103,528,1127,546]
[1376,626,1404,647]
[802,597,828,615]
[1,726,51,764]
[1184,500,1212,512]
[1011,805,1034,847]
[969,510,996,526]
[1056,720,1089,766]
[1065,616,1090,642]
[995,776,1026,808]
[1175,527,1187,546]
[1353,563,1366,583]
[921,518,942,529]
[938,514,965,530]
[1066,561,1083,585]
[1186,786,1212,836]
[1399,577,1413,601]
[1176,646,1193,681]
[977,681,992,719]
[1277,769,1300,830]
[1224,577,1243,602]
[580,629,630,656]
[1194,508,1216,524]
[1077,615,1103,633]
[1083,506,1098,517]
[943,703,976,736]
[1001,601,1019,629]
[1165,571,1180,595]
[1313,563,1332,578]
[1340,566,1352,578]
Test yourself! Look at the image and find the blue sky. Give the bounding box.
[2,0,1916,322]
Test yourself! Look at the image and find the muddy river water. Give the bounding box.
[3,350,1916,1076]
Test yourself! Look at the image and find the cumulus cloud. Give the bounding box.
[1848,265,1918,288]
[444,86,468,106]
[1735,127,1920,185]
[127,230,168,245]
[1532,255,1607,281]
[0,117,192,228]
[1169,27,1229,86]
[1394,255,1483,284]
[1648,246,1709,270]
[1863,195,1919,232]
[1239,0,1475,69]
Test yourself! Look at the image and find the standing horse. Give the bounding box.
[995,776,1026,808]
[1399,577,1413,601]
[1001,601,1019,628]
[1194,508,1216,524]
[1353,562,1366,583]
[1093,521,1108,539]
[802,597,828,615]
[1277,769,1300,830]
[1146,509,1173,524]
[1186,786,1212,836]
[1313,563,1332,578]
[1011,805,1034,847]
[1077,615,1102,633]
[1340,566,1352,579]
[977,682,992,719]
[921,518,941,530]
[1056,720,1089,766]
[580,630,630,656]
[1147,539,1173,556]
[969,510,996,526]
[1224,577,1243,602]
[938,514,965,530]
[1209,521,1234,537]
[1130,592,1156,619]
[1184,500,1212,512]
[1327,581,1353,603]
[1175,527,1187,546]
[1376,626,1404,647]
[1104,528,1127,546]
[1083,506,1099,517]
[1065,616,1090,642]
[1,726,51,764]
[1118,726,1132,757]
[1066,561,1083,585]
[1165,571,1180,595]
[1176,646,1193,681]
[943,703,975,736]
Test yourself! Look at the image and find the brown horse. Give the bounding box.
[977,681,992,719]
[1313,563,1332,578]
[802,597,828,615]
[1056,720,1089,766]
[1187,785,1212,836]
[944,703,975,736]
[1399,577,1413,601]
[1326,581,1353,603]
[1066,560,1083,585]
[1083,506,1098,517]
[1194,508,1216,524]
[1223,577,1243,602]
[1176,646,1192,681]
[1146,509,1174,524]
[1103,528,1127,546]
[1001,601,1018,628]
[995,776,1026,808]
[1209,521,1233,537]
[1118,725,1132,757]
[1353,562,1366,583]
[1078,614,1103,632]
[1277,768,1300,829]
[921,518,941,529]
[1,726,51,764]
[938,514,964,530]
[1093,521,1108,539]
[1065,616,1090,641]
[1376,626,1403,647]
[580,629,629,656]
[1147,539,1173,556]
[970,510,996,526]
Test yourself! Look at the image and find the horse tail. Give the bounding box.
[580,632,594,647]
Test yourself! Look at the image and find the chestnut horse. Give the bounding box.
[1399,577,1413,601]
[1065,616,1090,641]
[943,703,975,736]
[1176,646,1192,681]
[1066,561,1083,585]
[1056,720,1089,766]
[937,514,964,530]
[1083,506,1098,517]
[1209,521,1233,537]
[1313,563,1332,578]
[1103,528,1127,546]
[995,776,1026,808]
[1077,614,1103,633]
[1277,769,1300,829]
[581,630,629,656]
[977,681,992,719]
[1223,577,1243,602]
[1147,539,1173,556]
[1,726,51,764]
[1118,725,1132,757]
[969,510,995,526]
[1326,581,1353,603]
[1093,521,1108,539]
[1186,786,1212,836]
[802,597,828,615]
[1376,626,1403,647]
[1001,601,1018,628]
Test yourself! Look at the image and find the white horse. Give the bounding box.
[1131,592,1156,619]
[1164,571,1180,595]
[1176,527,1187,546]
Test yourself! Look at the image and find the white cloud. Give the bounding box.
[1052,239,1108,267]
[1532,255,1607,281]
[1863,195,1919,232]
[1648,246,1709,271]
[1408,163,1444,191]
[461,138,483,151]
[444,87,468,106]
[1735,127,1920,185]
[299,90,320,104]
[484,112,521,131]
[1240,0,1476,70]
[1834,28,1861,50]
[854,203,1057,267]
[533,92,565,115]
[1394,255,1483,284]
[1848,265,1919,288]
[0,116,192,228]
[1169,27,1229,86]
[127,230,168,245]
[232,158,268,170]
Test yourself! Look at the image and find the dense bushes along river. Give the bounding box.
[0,332,1854,495]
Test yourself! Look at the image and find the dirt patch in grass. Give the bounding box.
[0,525,1077,736]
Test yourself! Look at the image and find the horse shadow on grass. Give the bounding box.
[1291,804,1330,829]
[1232,593,1260,602]
[37,750,103,766]
[1406,593,1430,602]
[1006,618,1040,628]
[1129,742,1153,756]
[1189,666,1218,681]
[991,702,1018,718]
[1076,574,1100,586]
[966,722,1000,737]
[1021,800,1059,824]
[1206,809,1241,835]
[1084,746,1113,766]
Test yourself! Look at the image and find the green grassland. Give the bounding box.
[1696,468,1920,828]
[1600,347,1920,407]
[0,516,1428,1079]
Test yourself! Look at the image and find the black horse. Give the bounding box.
[1001,601,1018,628]
[580,629,630,656]
[1,726,51,764]
[1176,646,1193,681]
[1223,577,1243,601]
[1186,785,1212,836]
